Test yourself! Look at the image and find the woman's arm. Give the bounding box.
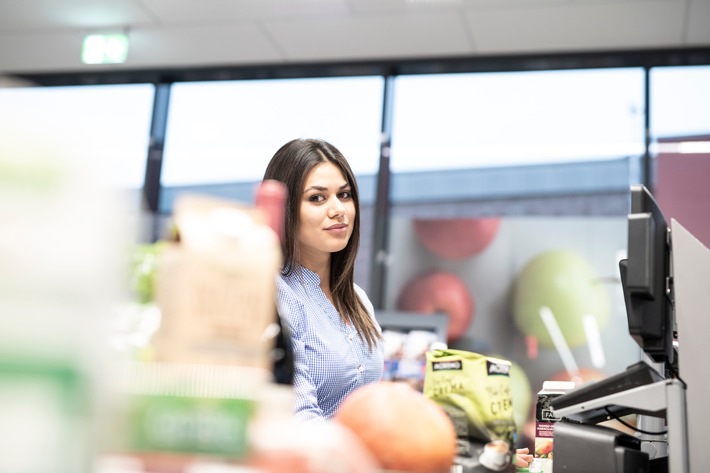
[287,332,326,422]
[276,279,326,422]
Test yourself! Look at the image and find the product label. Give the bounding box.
[124,394,254,458]
[487,360,511,376]
[424,349,516,446]
[533,383,574,472]
[535,421,555,439]
[432,359,462,371]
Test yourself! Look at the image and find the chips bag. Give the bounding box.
[424,349,517,472]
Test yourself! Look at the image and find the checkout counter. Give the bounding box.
[548,219,709,473]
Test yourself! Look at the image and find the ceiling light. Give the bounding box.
[81,33,129,65]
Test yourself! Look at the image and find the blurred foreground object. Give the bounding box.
[335,381,457,473]
[110,242,165,358]
[250,415,379,473]
[152,194,282,369]
[0,136,131,472]
[113,193,285,467]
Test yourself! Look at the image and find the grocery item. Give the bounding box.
[423,349,517,472]
[115,193,284,465]
[1,136,129,473]
[533,380,575,473]
[152,194,282,370]
[335,381,457,473]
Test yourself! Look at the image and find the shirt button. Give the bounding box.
[347,333,354,341]
[358,365,365,373]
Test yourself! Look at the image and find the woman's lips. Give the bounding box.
[326,223,348,233]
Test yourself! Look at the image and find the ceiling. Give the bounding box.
[0,0,709,78]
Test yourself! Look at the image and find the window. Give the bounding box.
[0,84,155,189]
[650,65,710,145]
[388,69,645,207]
[159,76,385,288]
[161,76,384,193]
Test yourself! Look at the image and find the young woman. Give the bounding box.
[263,138,384,422]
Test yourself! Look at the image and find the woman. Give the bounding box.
[263,138,384,422]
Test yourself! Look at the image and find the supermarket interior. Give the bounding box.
[1,1,710,472]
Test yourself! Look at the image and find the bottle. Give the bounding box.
[254,179,294,386]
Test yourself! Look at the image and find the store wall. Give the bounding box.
[384,215,641,439]
[655,137,710,249]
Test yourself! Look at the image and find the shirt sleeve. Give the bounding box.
[275,279,326,423]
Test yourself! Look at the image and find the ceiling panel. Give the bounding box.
[0,0,153,32]
[0,31,87,72]
[349,0,565,13]
[688,0,710,44]
[348,0,459,14]
[465,2,687,53]
[119,23,284,69]
[0,0,707,75]
[262,13,473,62]
[139,0,351,23]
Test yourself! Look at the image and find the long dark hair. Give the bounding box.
[263,138,381,350]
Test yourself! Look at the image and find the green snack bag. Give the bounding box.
[424,348,517,471]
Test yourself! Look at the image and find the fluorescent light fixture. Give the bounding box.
[82,33,129,65]
[652,141,710,154]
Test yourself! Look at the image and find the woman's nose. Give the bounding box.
[329,198,345,217]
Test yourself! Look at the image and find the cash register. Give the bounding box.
[549,185,709,473]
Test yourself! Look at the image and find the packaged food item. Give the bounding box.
[152,194,282,370]
[423,349,517,473]
[118,361,268,460]
[113,193,284,465]
[533,380,575,473]
[1,137,129,473]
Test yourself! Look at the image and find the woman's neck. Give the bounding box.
[300,255,332,301]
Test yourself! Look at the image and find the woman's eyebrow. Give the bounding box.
[303,183,350,192]
[303,185,327,193]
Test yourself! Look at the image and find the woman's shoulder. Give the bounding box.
[353,282,369,302]
[353,283,375,318]
[275,273,307,332]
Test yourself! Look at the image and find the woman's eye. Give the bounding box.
[338,191,352,199]
[309,194,325,203]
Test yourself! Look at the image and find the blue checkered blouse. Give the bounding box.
[275,266,384,422]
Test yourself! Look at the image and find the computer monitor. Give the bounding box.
[618,185,675,370]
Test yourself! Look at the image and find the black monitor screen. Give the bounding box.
[619,185,674,367]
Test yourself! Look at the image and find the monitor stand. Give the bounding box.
[637,360,669,460]
[552,376,688,473]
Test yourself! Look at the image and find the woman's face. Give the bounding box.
[297,160,356,265]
